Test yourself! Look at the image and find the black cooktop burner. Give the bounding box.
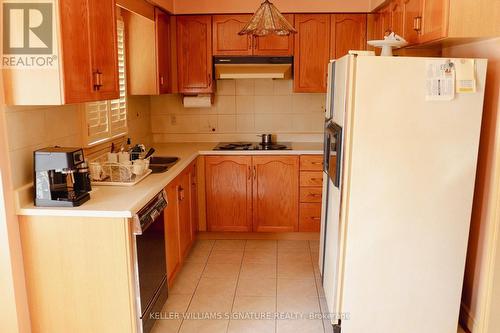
[214,142,292,151]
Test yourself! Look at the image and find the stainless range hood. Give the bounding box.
[214,57,293,80]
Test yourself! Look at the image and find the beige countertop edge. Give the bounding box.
[16,142,323,218]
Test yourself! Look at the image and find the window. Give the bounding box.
[84,19,127,146]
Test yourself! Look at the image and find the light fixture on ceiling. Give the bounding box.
[238,0,297,36]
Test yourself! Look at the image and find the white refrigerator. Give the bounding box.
[319,55,487,333]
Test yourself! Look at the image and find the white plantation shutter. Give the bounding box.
[85,19,127,145]
[110,20,128,136]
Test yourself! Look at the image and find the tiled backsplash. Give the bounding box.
[4,95,151,189]
[150,79,326,142]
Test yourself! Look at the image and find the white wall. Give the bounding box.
[151,79,326,143]
[443,38,500,333]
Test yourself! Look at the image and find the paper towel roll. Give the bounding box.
[183,95,212,108]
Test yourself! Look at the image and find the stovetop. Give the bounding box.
[213,142,292,151]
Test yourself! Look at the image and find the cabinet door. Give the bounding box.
[176,15,213,94]
[212,15,253,56]
[379,4,392,37]
[164,182,180,285]
[331,14,367,59]
[293,14,330,93]
[189,161,198,240]
[59,0,94,103]
[403,0,422,45]
[254,14,294,56]
[391,0,405,37]
[252,156,299,232]
[420,0,448,43]
[88,0,120,100]
[205,156,253,232]
[177,170,193,259]
[156,8,172,94]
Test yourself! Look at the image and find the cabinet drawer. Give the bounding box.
[300,187,323,203]
[300,172,323,187]
[299,203,322,232]
[300,155,323,171]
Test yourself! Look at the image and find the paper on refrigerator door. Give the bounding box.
[425,60,455,101]
[455,59,476,93]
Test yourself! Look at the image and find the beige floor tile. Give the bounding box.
[278,262,315,279]
[151,318,183,333]
[208,250,244,264]
[187,292,234,313]
[309,240,320,249]
[278,251,312,264]
[179,319,229,333]
[185,249,211,264]
[232,296,276,313]
[245,240,277,251]
[240,262,277,279]
[203,263,241,279]
[243,250,277,265]
[169,277,199,295]
[277,279,318,298]
[277,319,324,333]
[236,278,277,297]
[277,295,321,313]
[278,240,310,252]
[175,262,206,281]
[227,319,276,333]
[161,294,193,314]
[194,239,216,249]
[195,277,238,297]
[213,240,246,251]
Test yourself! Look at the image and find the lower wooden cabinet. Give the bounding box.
[299,203,322,232]
[206,155,306,232]
[164,159,198,285]
[205,156,253,232]
[252,156,299,232]
[299,155,324,232]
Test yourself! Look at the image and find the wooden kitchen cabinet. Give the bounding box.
[156,8,173,94]
[299,203,322,232]
[419,0,447,43]
[293,14,330,93]
[212,14,294,56]
[59,0,119,104]
[212,15,253,56]
[299,155,323,232]
[124,7,173,95]
[254,14,295,56]
[402,0,422,45]
[164,181,180,285]
[252,156,299,232]
[205,156,253,232]
[390,0,405,36]
[176,15,213,94]
[177,168,193,259]
[330,14,367,59]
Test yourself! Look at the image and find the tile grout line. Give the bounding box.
[225,239,247,333]
[176,240,216,333]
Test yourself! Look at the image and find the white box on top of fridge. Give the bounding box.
[319,55,487,333]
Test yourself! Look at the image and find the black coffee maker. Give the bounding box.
[34,147,91,207]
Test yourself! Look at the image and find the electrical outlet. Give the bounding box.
[170,115,177,125]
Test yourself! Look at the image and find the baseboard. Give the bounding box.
[197,231,320,240]
[460,302,477,333]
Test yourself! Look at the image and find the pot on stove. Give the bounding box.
[258,134,274,145]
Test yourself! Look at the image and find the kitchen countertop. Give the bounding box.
[16,142,323,218]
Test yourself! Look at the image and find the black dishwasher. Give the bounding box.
[133,190,168,333]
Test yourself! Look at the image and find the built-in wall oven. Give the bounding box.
[132,190,168,333]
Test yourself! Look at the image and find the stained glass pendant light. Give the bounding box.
[238,0,297,36]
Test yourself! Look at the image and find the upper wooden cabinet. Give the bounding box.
[212,14,294,56]
[176,15,213,94]
[124,7,173,95]
[205,156,253,232]
[330,14,367,59]
[375,0,499,46]
[5,0,119,105]
[294,14,331,93]
[252,156,299,232]
[156,9,173,94]
[212,15,253,56]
